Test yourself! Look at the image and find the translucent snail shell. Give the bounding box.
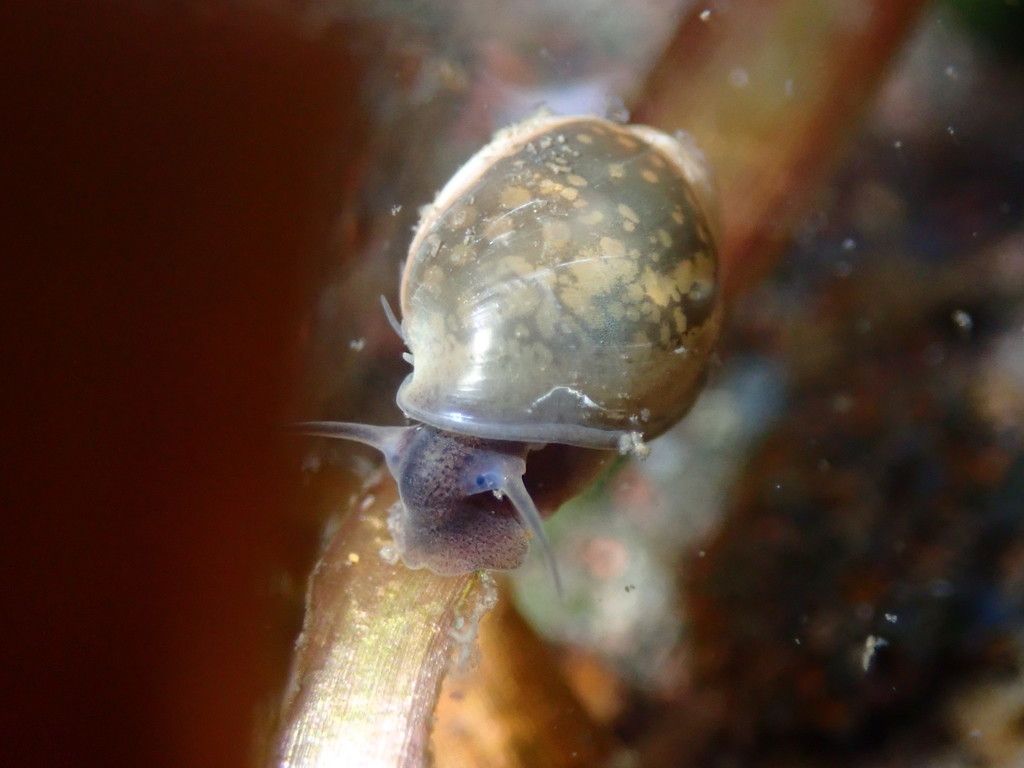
[398,113,722,449]
[298,113,723,588]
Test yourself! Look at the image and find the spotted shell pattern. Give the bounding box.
[397,115,722,449]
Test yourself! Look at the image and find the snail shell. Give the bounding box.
[299,114,723,586]
[398,113,722,449]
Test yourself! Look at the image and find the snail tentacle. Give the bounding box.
[457,450,562,596]
[293,421,410,468]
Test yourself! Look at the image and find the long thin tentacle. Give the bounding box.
[380,295,405,342]
[502,475,563,597]
[291,421,408,463]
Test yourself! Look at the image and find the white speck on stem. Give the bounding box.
[728,68,749,88]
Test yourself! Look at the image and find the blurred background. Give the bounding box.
[2,1,1022,766]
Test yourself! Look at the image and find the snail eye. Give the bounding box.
[473,472,503,493]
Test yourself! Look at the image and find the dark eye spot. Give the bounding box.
[476,474,487,487]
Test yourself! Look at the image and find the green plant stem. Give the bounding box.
[272,474,493,768]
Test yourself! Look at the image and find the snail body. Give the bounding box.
[301,114,723,587]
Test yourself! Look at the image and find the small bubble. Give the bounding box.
[952,309,973,333]
[728,68,750,88]
[380,543,400,565]
[884,613,898,623]
[391,204,402,215]
[784,78,795,98]
[604,94,630,123]
[893,139,903,149]
[947,125,956,137]
[842,237,857,251]
[699,9,711,21]
[944,65,958,80]
[349,338,366,351]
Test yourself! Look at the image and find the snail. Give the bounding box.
[299,113,723,590]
